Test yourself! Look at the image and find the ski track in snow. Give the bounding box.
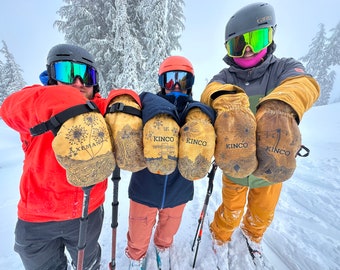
[1,103,340,269]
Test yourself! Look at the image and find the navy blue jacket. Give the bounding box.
[128,92,215,208]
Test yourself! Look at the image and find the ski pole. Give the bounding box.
[77,185,94,270]
[191,161,217,269]
[109,166,121,270]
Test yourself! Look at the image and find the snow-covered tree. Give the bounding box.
[300,24,335,106]
[0,41,26,105]
[112,0,144,92]
[55,0,185,96]
[325,21,340,67]
[135,0,185,92]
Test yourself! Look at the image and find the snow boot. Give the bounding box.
[155,247,170,270]
[242,233,264,269]
[212,240,229,270]
[129,257,146,270]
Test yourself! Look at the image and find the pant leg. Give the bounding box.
[153,203,186,249]
[63,206,104,270]
[125,200,157,260]
[14,219,68,270]
[242,183,282,243]
[210,174,248,243]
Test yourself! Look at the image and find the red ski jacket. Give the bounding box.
[1,85,109,222]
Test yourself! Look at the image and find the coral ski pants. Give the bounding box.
[125,200,186,260]
[210,175,282,243]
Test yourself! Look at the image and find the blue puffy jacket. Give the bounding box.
[128,92,215,208]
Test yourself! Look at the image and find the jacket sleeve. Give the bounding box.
[259,75,320,121]
[2,85,44,134]
[1,84,88,134]
[139,92,179,124]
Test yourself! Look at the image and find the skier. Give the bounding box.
[125,56,216,270]
[0,44,140,270]
[200,2,320,269]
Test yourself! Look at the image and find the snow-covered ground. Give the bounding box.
[1,102,339,270]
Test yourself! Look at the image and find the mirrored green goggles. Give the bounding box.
[226,27,273,57]
[51,61,98,86]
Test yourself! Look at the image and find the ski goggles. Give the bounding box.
[225,27,273,57]
[158,71,194,90]
[51,61,98,86]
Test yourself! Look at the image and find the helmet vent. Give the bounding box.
[228,32,236,38]
[56,53,71,56]
[82,57,94,64]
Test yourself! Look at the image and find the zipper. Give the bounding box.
[160,175,168,209]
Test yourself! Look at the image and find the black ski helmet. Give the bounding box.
[225,2,276,44]
[47,43,97,69]
[46,44,99,94]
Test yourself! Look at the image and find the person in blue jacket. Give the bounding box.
[125,56,215,270]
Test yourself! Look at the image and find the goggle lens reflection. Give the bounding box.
[226,27,273,57]
[159,71,194,90]
[52,61,97,86]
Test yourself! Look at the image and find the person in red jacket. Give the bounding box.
[1,44,107,270]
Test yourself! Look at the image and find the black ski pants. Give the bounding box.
[14,205,104,270]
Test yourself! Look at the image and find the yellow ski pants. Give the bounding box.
[210,174,282,243]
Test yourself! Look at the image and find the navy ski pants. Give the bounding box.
[14,205,104,270]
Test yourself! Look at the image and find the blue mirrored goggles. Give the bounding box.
[159,71,194,90]
[51,61,98,86]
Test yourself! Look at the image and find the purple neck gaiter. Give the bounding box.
[233,48,267,68]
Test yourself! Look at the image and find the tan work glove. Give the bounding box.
[253,100,301,182]
[105,91,146,172]
[178,108,216,180]
[143,114,179,175]
[201,83,257,178]
[52,111,115,187]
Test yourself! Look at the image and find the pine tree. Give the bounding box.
[300,24,334,106]
[135,0,185,92]
[54,0,185,96]
[0,41,26,105]
[325,21,340,66]
[0,58,4,105]
[113,0,143,92]
[324,21,340,103]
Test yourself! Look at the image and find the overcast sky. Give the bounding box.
[0,0,339,99]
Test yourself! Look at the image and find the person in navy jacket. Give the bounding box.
[125,56,215,270]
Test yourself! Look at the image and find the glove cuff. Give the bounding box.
[257,100,298,121]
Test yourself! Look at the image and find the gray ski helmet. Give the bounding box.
[225,2,276,44]
[47,43,97,69]
[46,44,99,95]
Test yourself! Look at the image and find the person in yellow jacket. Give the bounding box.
[200,2,320,268]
